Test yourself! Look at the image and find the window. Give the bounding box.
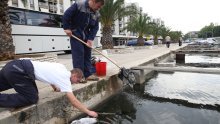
[39,0,49,12]
[25,11,62,27]
[12,0,18,7]
[9,7,63,28]
[49,0,57,13]
[25,11,50,26]
[59,0,64,13]
[50,14,63,27]
[8,8,25,25]
[29,0,35,10]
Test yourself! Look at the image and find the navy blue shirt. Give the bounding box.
[62,0,100,41]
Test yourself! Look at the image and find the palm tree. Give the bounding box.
[160,26,171,44]
[125,13,151,46]
[149,18,164,45]
[99,0,137,49]
[0,0,15,61]
[0,0,28,61]
[169,31,182,42]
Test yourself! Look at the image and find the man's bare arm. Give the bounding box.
[66,92,98,117]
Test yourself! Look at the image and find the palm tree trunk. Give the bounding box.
[0,1,15,61]
[154,35,158,45]
[101,26,114,49]
[137,36,144,46]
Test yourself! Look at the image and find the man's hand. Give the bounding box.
[87,110,98,118]
[64,29,72,37]
[87,40,93,47]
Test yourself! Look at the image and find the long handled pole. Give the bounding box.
[71,35,121,69]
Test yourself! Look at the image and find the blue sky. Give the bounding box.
[126,0,220,34]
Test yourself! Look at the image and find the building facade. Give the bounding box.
[8,0,140,52]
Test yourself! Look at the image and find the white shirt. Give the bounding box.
[31,60,72,92]
[165,36,171,42]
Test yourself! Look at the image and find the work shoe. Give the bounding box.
[86,75,99,81]
[79,78,87,83]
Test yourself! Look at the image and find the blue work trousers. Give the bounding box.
[70,37,92,78]
[0,60,38,108]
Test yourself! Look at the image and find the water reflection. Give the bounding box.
[97,93,137,124]
[94,72,220,124]
[185,54,220,63]
[145,72,220,106]
[96,91,220,124]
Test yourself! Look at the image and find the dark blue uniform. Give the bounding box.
[0,60,38,108]
[62,0,100,78]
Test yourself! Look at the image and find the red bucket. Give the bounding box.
[95,62,107,76]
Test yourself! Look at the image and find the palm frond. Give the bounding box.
[100,0,138,27]
[124,13,151,37]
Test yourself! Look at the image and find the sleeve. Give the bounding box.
[88,17,99,41]
[56,75,72,92]
[54,66,72,92]
[62,3,78,30]
[59,81,72,92]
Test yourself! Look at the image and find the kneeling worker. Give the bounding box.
[0,59,97,117]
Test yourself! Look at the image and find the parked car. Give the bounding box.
[206,38,216,44]
[184,39,191,43]
[127,39,137,46]
[127,39,153,46]
[196,38,216,45]
[197,39,207,44]
[145,40,154,45]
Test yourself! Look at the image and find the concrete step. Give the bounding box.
[132,66,220,74]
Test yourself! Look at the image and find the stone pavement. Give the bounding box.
[1,43,186,102]
[0,43,186,123]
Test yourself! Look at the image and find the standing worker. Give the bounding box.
[62,0,105,82]
[179,37,183,46]
[0,59,98,117]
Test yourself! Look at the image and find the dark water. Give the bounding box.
[95,72,220,124]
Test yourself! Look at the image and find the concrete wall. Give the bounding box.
[131,52,173,84]
[0,49,180,123]
[0,53,122,123]
[0,76,123,124]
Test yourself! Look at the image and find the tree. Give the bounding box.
[0,0,15,61]
[160,26,170,43]
[213,25,220,37]
[0,0,28,61]
[99,0,137,49]
[169,31,182,42]
[199,23,215,38]
[149,18,164,45]
[125,13,151,46]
